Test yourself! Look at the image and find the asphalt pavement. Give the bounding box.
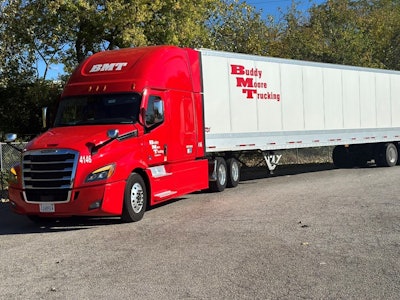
[1,163,399,299]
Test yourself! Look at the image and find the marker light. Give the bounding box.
[9,167,18,184]
[86,164,115,182]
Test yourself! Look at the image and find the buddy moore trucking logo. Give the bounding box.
[230,64,281,102]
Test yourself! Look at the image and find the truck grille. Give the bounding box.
[22,149,79,203]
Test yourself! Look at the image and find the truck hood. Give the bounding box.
[25,125,138,151]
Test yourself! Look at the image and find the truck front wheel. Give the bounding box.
[121,173,147,222]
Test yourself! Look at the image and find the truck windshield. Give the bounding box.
[54,93,141,127]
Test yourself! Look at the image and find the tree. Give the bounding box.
[0,0,221,78]
[276,0,400,70]
[365,0,400,70]
[207,0,275,56]
[144,0,216,47]
[0,81,62,137]
[273,1,311,60]
[278,0,368,65]
[0,0,228,136]
[0,0,36,86]
[42,0,219,73]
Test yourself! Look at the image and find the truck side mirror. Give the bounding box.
[107,129,119,139]
[5,133,17,143]
[4,133,22,153]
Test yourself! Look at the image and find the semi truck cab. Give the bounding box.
[7,46,209,222]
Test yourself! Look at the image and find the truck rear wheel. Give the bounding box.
[209,157,227,192]
[226,158,240,188]
[121,173,147,222]
[375,143,398,167]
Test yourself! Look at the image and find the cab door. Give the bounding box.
[142,89,169,166]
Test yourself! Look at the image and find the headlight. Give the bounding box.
[86,164,115,182]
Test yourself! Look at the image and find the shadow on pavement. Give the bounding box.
[0,163,336,235]
[0,202,121,235]
[240,163,336,181]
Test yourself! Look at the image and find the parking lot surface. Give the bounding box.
[1,164,400,299]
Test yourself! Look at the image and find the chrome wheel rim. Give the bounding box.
[388,146,397,164]
[130,182,144,213]
[218,164,227,185]
[231,161,239,181]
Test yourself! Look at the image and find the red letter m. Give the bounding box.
[236,77,254,88]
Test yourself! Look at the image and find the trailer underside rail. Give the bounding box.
[205,127,400,152]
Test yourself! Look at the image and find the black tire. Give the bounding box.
[397,144,400,165]
[332,146,354,168]
[226,158,240,188]
[375,143,398,167]
[209,157,227,192]
[121,173,147,222]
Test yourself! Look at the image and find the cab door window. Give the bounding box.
[145,95,164,128]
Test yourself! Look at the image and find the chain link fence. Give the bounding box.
[0,142,27,200]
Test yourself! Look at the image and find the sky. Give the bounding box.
[246,0,324,20]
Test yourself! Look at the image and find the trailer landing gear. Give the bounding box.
[263,152,282,174]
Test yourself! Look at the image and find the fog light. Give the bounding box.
[89,200,102,210]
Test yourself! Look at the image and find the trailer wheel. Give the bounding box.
[375,143,398,167]
[209,157,227,192]
[121,173,147,222]
[332,146,354,168]
[226,158,240,188]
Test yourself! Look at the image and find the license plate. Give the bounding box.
[39,203,55,213]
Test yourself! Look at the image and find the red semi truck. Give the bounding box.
[6,45,400,222]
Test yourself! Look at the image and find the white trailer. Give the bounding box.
[200,49,400,170]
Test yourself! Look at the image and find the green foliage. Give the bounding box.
[1,0,400,138]
[0,80,62,137]
[365,0,400,70]
[143,0,216,47]
[0,0,36,86]
[277,0,400,70]
[2,0,400,82]
[207,0,274,55]
[29,0,219,73]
